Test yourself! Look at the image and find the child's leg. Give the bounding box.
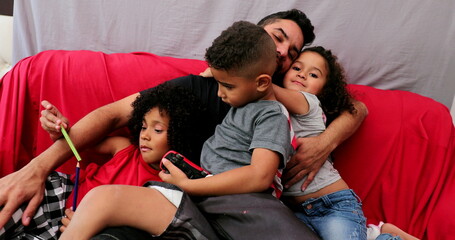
[380,223,419,240]
[59,185,177,240]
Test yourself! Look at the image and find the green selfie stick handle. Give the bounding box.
[61,127,82,161]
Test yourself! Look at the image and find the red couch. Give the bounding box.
[1,50,454,239]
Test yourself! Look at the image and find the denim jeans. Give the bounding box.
[294,189,367,240]
[376,233,403,240]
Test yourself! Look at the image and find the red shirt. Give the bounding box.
[66,145,161,208]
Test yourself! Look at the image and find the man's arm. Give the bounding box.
[0,93,139,228]
[283,99,368,189]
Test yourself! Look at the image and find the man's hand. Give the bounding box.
[282,135,332,190]
[199,67,213,77]
[59,208,75,233]
[40,100,70,141]
[0,164,46,228]
[283,100,368,190]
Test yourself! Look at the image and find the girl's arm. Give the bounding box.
[160,148,280,196]
[89,136,131,156]
[273,84,309,115]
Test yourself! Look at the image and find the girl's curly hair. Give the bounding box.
[127,82,205,162]
[303,46,356,124]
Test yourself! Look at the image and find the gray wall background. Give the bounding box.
[12,0,455,111]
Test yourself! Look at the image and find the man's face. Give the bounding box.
[263,19,304,75]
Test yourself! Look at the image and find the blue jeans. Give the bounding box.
[294,189,367,240]
[376,233,403,240]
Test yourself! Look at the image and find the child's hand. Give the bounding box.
[159,158,190,187]
[59,208,75,233]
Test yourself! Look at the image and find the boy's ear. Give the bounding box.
[255,74,272,92]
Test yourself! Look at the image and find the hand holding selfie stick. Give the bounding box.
[60,126,82,211]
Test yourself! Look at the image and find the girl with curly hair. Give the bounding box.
[276,47,418,240]
[274,46,365,239]
[0,82,205,239]
[58,82,206,227]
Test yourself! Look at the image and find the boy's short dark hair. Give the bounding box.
[128,82,205,162]
[205,21,276,78]
[257,9,315,47]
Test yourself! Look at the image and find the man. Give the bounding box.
[0,9,367,234]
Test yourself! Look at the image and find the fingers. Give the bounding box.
[284,138,305,170]
[40,100,53,110]
[301,171,316,191]
[199,67,213,77]
[65,208,75,219]
[40,100,70,139]
[0,178,34,228]
[21,194,43,226]
[40,106,63,132]
[282,155,306,182]
[40,110,59,129]
[159,159,170,178]
[0,201,19,229]
[61,216,71,227]
[159,159,175,179]
[161,158,178,172]
[59,209,74,233]
[284,155,299,170]
[158,159,187,183]
[283,169,309,189]
[41,100,61,121]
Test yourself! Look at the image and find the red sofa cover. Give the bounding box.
[1,50,453,239]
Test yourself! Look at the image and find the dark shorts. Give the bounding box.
[92,181,320,240]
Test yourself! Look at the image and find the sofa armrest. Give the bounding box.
[333,84,455,239]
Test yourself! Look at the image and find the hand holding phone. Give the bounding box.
[161,150,210,179]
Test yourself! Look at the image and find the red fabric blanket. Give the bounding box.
[0,50,208,174]
[335,85,455,239]
[1,50,454,239]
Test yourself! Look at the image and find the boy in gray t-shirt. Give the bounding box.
[162,20,293,198]
[201,100,293,197]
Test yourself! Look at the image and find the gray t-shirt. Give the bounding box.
[201,100,293,192]
[283,92,341,197]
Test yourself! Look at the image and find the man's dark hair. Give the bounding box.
[205,21,276,78]
[128,82,206,162]
[257,9,315,47]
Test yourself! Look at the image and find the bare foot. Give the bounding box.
[381,223,419,240]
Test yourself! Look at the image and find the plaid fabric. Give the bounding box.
[0,172,73,240]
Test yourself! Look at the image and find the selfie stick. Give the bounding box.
[60,126,81,211]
